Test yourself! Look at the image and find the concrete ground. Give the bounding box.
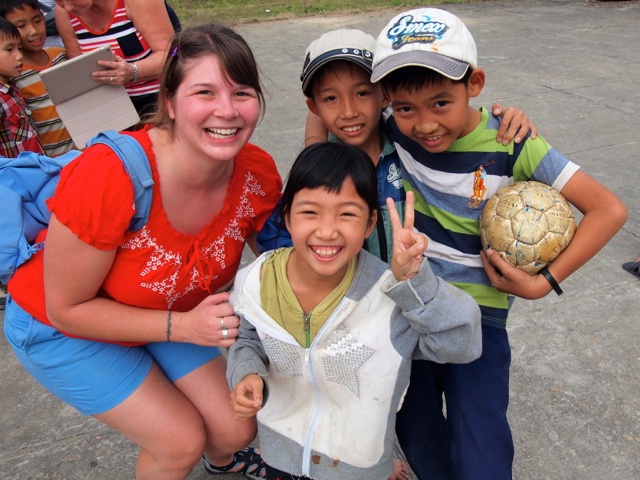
[1,1,639,479]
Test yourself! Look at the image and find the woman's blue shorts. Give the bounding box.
[3,296,221,416]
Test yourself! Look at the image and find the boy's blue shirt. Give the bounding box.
[256,121,405,263]
[384,106,580,328]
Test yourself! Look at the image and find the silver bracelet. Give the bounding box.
[130,62,139,83]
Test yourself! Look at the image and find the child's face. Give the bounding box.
[285,178,376,286]
[307,63,384,154]
[4,6,46,56]
[386,70,484,153]
[0,35,23,82]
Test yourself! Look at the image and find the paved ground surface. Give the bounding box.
[1,1,639,479]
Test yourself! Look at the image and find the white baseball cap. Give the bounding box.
[371,8,477,82]
[301,28,376,94]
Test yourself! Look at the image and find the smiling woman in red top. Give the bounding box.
[5,24,282,479]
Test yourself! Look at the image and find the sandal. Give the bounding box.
[622,261,640,279]
[203,447,267,479]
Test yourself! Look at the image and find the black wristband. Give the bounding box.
[539,267,563,295]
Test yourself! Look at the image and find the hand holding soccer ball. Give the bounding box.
[479,181,577,275]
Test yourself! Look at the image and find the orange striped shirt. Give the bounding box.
[15,47,75,157]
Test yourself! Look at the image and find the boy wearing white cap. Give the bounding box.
[371,8,627,480]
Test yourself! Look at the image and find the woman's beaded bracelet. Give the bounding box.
[130,62,139,83]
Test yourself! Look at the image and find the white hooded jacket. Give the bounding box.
[228,249,481,480]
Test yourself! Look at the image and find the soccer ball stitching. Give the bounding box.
[479,181,577,274]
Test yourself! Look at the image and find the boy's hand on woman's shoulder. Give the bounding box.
[492,103,538,145]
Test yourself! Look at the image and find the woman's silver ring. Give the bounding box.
[110,76,114,82]
[222,326,229,340]
[220,318,226,328]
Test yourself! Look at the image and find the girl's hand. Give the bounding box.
[492,103,538,145]
[231,374,264,420]
[174,292,240,346]
[480,248,552,299]
[387,191,427,282]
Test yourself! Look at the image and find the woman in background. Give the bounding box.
[54,0,174,116]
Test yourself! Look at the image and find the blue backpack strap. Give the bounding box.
[0,149,81,283]
[87,130,154,232]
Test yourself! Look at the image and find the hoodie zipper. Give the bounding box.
[303,312,312,362]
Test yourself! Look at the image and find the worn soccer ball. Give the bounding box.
[479,181,577,274]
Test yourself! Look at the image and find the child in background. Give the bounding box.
[227,141,482,480]
[0,16,43,158]
[257,28,537,263]
[1,0,74,156]
[36,0,64,48]
[0,15,43,311]
[371,8,628,480]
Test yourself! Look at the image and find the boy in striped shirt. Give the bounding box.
[0,16,43,158]
[372,7,627,480]
[1,0,74,156]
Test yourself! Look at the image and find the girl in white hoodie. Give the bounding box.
[226,141,482,480]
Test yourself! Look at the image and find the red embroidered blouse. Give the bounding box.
[9,126,282,342]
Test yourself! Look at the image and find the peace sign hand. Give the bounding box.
[387,191,428,282]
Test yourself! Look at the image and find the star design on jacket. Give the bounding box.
[262,334,303,378]
[324,324,376,399]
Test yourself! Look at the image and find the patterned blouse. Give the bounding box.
[8,125,283,344]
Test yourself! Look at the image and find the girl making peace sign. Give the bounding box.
[226,141,482,480]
